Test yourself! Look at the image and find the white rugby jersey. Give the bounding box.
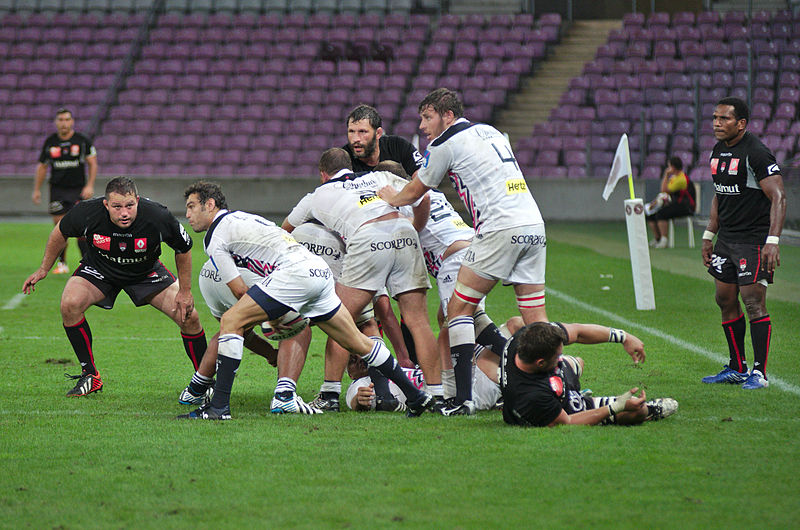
[203,210,310,284]
[286,169,419,242]
[291,222,346,279]
[418,118,543,234]
[400,189,473,277]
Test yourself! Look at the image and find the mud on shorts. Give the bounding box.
[464,224,546,285]
[340,218,430,297]
[75,260,176,309]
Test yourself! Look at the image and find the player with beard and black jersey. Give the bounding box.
[343,104,425,177]
[22,177,207,397]
[32,108,97,274]
[701,97,786,390]
[500,322,677,427]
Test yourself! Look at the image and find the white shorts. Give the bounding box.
[340,218,430,297]
[437,248,484,318]
[463,224,546,285]
[291,222,346,280]
[198,260,262,319]
[472,364,501,411]
[251,254,341,319]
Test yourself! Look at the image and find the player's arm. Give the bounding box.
[702,194,720,266]
[226,275,249,300]
[32,163,47,204]
[173,250,195,323]
[410,192,430,232]
[22,222,69,293]
[759,174,786,274]
[280,218,295,232]
[561,323,645,364]
[548,388,645,426]
[82,152,97,200]
[379,176,431,207]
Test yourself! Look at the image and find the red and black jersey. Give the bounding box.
[38,132,96,188]
[343,135,424,177]
[709,131,780,244]
[500,323,586,427]
[59,197,192,284]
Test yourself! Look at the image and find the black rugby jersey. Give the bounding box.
[500,323,585,427]
[709,131,780,243]
[344,135,424,177]
[38,132,96,188]
[59,197,192,283]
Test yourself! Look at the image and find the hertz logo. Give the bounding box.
[506,179,527,194]
[358,195,380,207]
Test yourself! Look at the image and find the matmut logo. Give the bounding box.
[93,234,111,250]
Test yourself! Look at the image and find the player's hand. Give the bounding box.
[610,387,646,414]
[397,357,415,369]
[173,290,194,323]
[623,333,645,364]
[356,383,376,408]
[32,189,41,205]
[761,243,780,274]
[80,185,94,200]
[377,185,397,203]
[701,239,714,267]
[22,269,47,294]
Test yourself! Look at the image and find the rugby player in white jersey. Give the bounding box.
[379,88,547,415]
[178,181,434,420]
[282,148,444,413]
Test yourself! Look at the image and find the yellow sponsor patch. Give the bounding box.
[283,234,297,244]
[506,178,528,194]
[452,219,470,229]
[358,194,381,207]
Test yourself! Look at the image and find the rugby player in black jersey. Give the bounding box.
[23,177,207,397]
[32,108,97,273]
[701,97,786,390]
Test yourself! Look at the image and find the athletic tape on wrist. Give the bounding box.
[702,230,716,241]
[608,328,626,344]
[766,236,780,245]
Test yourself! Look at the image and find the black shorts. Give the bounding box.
[74,261,176,309]
[707,238,774,286]
[48,186,82,216]
[645,197,694,222]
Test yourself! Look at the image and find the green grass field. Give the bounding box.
[1,220,798,528]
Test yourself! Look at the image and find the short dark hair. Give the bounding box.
[105,176,138,198]
[515,322,567,365]
[717,97,749,123]
[55,107,72,118]
[668,156,683,170]
[319,147,353,174]
[374,160,408,180]
[347,104,382,130]
[418,88,464,118]
[184,181,228,210]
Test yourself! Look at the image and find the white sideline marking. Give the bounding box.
[549,288,800,397]
[2,293,25,310]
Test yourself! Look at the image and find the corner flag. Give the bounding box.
[602,134,633,201]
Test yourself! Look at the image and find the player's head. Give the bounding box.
[54,107,74,138]
[713,97,749,144]
[104,177,139,229]
[347,354,369,380]
[347,104,383,161]
[184,181,227,233]
[667,156,683,172]
[318,147,353,182]
[374,160,408,180]
[418,88,463,141]
[514,322,567,373]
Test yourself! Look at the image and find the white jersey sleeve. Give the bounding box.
[418,119,544,234]
[285,193,315,229]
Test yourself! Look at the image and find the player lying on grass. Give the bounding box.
[22,176,207,397]
[500,322,677,427]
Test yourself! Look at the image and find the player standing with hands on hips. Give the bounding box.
[701,97,786,389]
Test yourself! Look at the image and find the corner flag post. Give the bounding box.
[603,134,656,310]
